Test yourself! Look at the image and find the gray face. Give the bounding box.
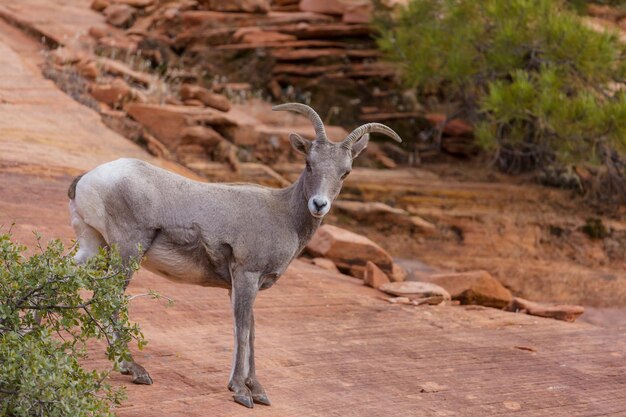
[304,142,353,217]
[290,133,369,218]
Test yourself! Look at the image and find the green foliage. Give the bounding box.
[0,231,145,417]
[377,0,626,173]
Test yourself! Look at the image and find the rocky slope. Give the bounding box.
[2,0,626,311]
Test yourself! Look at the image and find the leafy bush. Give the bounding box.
[377,0,626,201]
[0,231,144,417]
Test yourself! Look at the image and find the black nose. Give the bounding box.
[313,198,327,210]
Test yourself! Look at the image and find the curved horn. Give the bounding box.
[272,103,327,141]
[341,123,402,148]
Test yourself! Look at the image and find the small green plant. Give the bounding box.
[0,230,145,417]
[376,0,626,203]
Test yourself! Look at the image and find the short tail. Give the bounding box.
[67,174,85,199]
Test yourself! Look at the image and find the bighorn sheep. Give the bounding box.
[67,103,401,408]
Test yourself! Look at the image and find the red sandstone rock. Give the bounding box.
[200,0,270,13]
[270,48,380,61]
[332,200,437,234]
[180,84,231,112]
[421,270,512,309]
[49,47,85,65]
[103,4,137,28]
[183,99,205,107]
[99,58,152,87]
[363,261,390,289]
[91,0,111,12]
[233,28,297,43]
[181,125,225,148]
[306,224,394,274]
[88,25,110,39]
[113,0,155,7]
[299,0,345,15]
[342,1,372,24]
[77,60,100,80]
[379,281,451,301]
[126,103,256,149]
[507,297,585,323]
[90,78,131,107]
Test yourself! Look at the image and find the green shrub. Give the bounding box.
[0,231,145,417]
[376,0,626,180]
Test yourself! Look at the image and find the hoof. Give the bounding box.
[234,394,254,408]
[132,373,154,385]
[253,393,271,406]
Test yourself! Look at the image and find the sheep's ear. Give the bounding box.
[350,133,369,159]
[290,133,311,155]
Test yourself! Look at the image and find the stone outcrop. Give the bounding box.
[421,270,512,309]
[506,298,585,323]
[363,261,390,289]
[306,224,394,275]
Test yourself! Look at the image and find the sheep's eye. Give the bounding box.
[341,170,351,180]
[306,162,312,172]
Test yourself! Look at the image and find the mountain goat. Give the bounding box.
[68,103,401,408]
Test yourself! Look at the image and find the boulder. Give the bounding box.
[363,261,390,289]
[312,257,339,273]
[506,297,584,323]
[421,270,512,309]
[90,78,131,107]
[379,281,451,301]
[306,225,393,274]
[200,0,270,13]
[76,60,100,80]
[180,84,231,112]
[126,104,245,148]
[126,104,190,147]
[103,4,137,28]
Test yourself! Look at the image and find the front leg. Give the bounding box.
[227,270,258,408]
[246,313,271,405]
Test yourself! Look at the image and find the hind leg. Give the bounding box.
[70,200,107,264]
[71,201,154,385]
[107,227,158,386]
